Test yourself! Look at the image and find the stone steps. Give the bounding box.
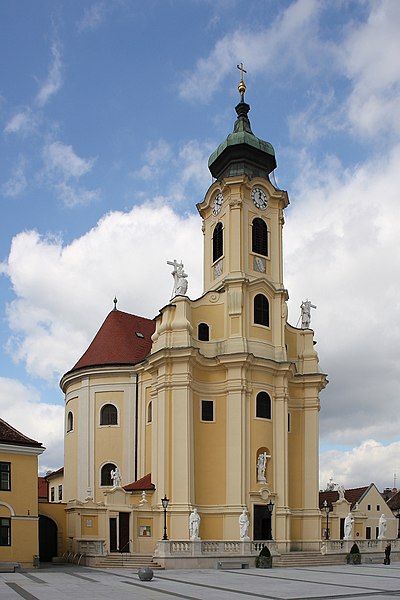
[274,552,345,567]
[92,554,163,569]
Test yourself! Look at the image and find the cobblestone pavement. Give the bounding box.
[1,563,400,600]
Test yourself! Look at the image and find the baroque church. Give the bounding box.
[60,75,327,567]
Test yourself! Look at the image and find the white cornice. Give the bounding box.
[0,443,44,456]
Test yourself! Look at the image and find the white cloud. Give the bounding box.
[0,377,64,471]
[43,141,96,178]
[1,156,27,198]
[179,0,322,102]
[320,439,400,490]
[4,109,36,135]
[134,139,213,201]
[77,1,109,32]
[35,40,63,107]
[42,141,99,207]
[341,0,400,136]
[1,203,203,381]
[285,143,400,448]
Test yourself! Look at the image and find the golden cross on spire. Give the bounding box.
[236,62,247,101]
[237,62,247,82]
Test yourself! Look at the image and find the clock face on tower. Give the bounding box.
[212,192,223,216]
[252,187,268,210]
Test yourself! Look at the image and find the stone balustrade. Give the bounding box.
[155,539,278,558]
[321,538,399,554]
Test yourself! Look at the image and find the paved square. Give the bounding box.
[1,563,400,600]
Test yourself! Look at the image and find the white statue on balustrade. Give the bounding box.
[300,299,316,329]
[378,514,387,539]
[257,451,270,484]
[167,259,188,298]
[239,508,250,541]
[110,466,122,488]
[189,508,201,541]
[343,512,354,540]
[336,484,346,502]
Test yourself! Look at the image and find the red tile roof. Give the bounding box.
[38,477,48,499]
[319,486,369,510]
[69,309,155,374]
[124,473,155,491]
[45,467,64,480]
[388,490,400,512]
[0,418,43,448]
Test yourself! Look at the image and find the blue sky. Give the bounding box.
[1,0,400,487]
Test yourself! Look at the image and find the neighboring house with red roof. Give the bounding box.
[319,484,397,540]
[0,418,44,568]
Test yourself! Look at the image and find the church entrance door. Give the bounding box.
[253,504,272,540]
[109,517,117,552]
[118,512,130,553]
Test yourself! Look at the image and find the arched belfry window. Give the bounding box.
[101,463,116,486]
[198,323,210,341]
[147,401,152,423]
[66,411,73,432]
[252,218,268,256]
[254,294,269,327]
[212,222,223,263]
[256,392,271,419]
[100,404,118,426]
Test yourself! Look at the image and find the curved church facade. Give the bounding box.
[60,83,327,566]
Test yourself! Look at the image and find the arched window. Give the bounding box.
[254,294,269,327]
[100,404,118,426]
[198,323,210,341]
[252,218,268,256]
[66,411,73,432]
[147,401,152,424]
[212,222,223,263]
[101,463,116,486]
[256,392,271,419]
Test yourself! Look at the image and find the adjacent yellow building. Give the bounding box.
[60,82,328,566]
[0,418,44,568]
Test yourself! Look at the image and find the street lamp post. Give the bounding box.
[266,500,274,540]
[161,495,170,541]
[322,500,330,540]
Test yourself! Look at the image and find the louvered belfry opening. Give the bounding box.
[213,222,223,262]
[252,217,268,256]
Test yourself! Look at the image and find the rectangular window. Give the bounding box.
[50,487,55,502]
[288,413,291,432]
[201,400,214,422]
[367,504,371,511]
[0,462,11,491]
[0,518,11,546]
[58,485,63,501]
[366,526,371,540]
[377,504,380,511]
[375,526,379,539]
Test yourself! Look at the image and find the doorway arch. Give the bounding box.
[39,515,58,562]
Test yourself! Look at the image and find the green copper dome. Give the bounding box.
[208,101,276,180]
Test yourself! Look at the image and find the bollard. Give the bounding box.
[138,567,154,581]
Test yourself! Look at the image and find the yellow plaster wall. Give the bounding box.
[64,395,78,501]
[191,304,225,339]
[0,450,39,566]
[288,408,304,508]
[0,452,38,515]
[94,391,124,496]
[193,393,226,505]
[200,514,223,540]
[81,514,99,536]
[39,502,67,555]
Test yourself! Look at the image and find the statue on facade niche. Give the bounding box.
[300,299,316,329]
[167,259,188,298]
[239,508,250,540]
[343,512,354,540]
[257,452,270,484]
[378,514,387,539]
[110,466,122,488]
[189,508,201,540]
